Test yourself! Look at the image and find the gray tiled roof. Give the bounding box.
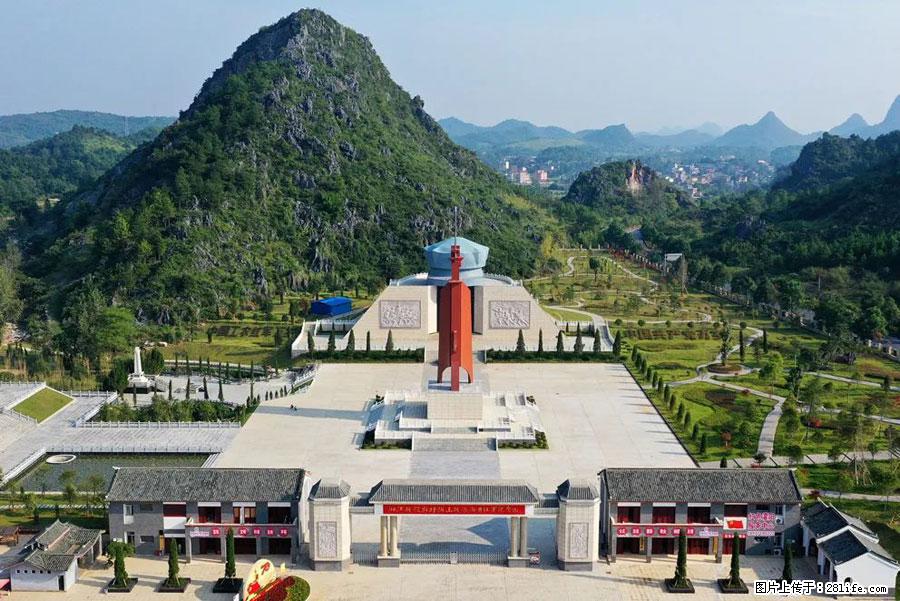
[17,521,102,573]
[30,520,101,554]
[20,549,76,572]
[557,479,599,501]
[106,468,304,502]
[820,530,898,566]
[310,479,351,500]
[368,479,541,504]
[600,468,802,503]
[802,501,874,538]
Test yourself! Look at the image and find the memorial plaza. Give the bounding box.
[214,361,695,491]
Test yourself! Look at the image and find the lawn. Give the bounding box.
[630,336,722,381]
[0,504,107,530]
[631,362,775,463]
[794,461,900,495]
[826,353,900,385]
[541,306,589,322]
[13,387,72,422]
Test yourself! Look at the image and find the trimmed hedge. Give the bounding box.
[486,350,619,362]
[498,431,549,450]
[308,349,424,363]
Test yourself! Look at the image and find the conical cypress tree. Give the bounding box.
[556,331,564,355]
[185,377,191,400]
[593,330,602,353]
[168,379,173,400]
[516,330,526,354]
[203,376,209,400]
[613,330,622,357]
[631,345,638,362]
[385,330,394,352]
[327,330,336,352]
[673,530,689,588]
[700,433,708,453]
[728,533,743,588]
[166,538,181,588]
[347,330,356,353]
[537,329,544,353]
[113,543,128,588]
[365,331,371,353]
[780,544,793,583]
[574,328,584,353]
[224,528,236,579]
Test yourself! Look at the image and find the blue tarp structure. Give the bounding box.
[311,296,352,317]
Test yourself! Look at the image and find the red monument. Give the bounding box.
[437,243,474,391]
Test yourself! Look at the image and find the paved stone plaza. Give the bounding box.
[0,551,827,600]
[216,361,694,490]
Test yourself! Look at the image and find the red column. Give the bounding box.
[437,244,474,390]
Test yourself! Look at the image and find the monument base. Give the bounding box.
[377,555,401,568]
[507,556,529,568]
[557,560,594,571]
[311,558,352,571]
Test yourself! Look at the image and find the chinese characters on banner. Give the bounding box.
[188,526,292,538]
[747,512,776,536]
[382,504,526,515]
[615,525,720,538]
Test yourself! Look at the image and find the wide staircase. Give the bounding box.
[411,436,496,452]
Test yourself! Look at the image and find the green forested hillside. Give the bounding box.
[639,135,900,339]
[0,126,153,232]
[23,9,555,325]
[774,131,900,191]
[0,110,173,149]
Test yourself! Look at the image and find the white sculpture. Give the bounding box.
[127,346,151,390]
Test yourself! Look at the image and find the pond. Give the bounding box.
[16,453,209,492]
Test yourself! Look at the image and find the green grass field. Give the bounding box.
[630,362,775,463]
[795,461,900,495]
[13,388,72,422]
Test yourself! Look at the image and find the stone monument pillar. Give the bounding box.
[437,244,474,391]
[307,479,352,571]
[556,479,600,571]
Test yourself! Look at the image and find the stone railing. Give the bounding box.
[75,420,240,429]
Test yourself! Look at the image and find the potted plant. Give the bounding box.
[106,541,137,593]
[665,530,695,593]
[717,538,749,593]
[158,538,190,592]
[213,528,242,593]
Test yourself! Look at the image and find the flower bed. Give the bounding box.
[255,576,310,601]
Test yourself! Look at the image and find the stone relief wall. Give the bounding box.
[316,521,337,559]
[567,522,589,559]
[379,300,422,329]
[489,300,531,329]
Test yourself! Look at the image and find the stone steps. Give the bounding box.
[411,437,496,452]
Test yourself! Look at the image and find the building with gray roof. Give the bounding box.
[802,500,899,591]
[599,468,802,562]
[9,521,102,592]
[106,467,307,563]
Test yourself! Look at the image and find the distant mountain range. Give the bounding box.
[439,95,900,154]
[827,96,900,138]
[0,110,174,148]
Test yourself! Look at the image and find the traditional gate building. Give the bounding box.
[599,468,802,562]
[308,478,601,571]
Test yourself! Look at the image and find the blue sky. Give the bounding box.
[1,0,898,132]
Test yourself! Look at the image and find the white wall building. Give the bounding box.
[802,500,899,592]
